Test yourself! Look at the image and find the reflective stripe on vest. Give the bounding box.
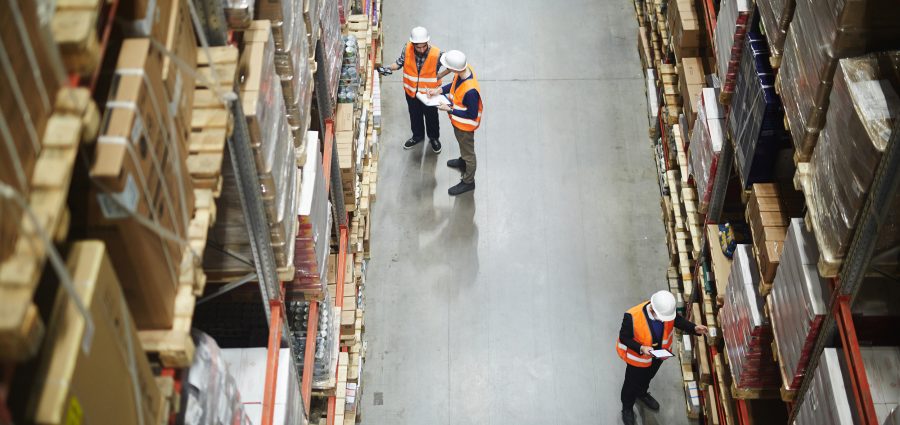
[448,67,483,131]
[402,43,442,97]
[615,302,675,368]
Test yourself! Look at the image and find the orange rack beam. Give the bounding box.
[262,299,284,425]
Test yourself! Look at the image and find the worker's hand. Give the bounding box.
[436,104,452,112]
[426,88,441,97]
[640,346,653,356]
[377,66,392,76]
[695,325,709,335]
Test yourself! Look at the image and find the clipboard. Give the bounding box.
[415,92,450,107]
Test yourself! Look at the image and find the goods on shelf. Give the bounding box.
[221,346,307,425]
[745,184,789,290]
[28,241,161,425]
[0,0,65,263]
[338,35,361,104]
[729,30,790,188]
[779,0,900,159]
[320,0,344,106]
[666,0,700,59]
[801,52,900,276]
[688,88,725,213]
[645,69,660,138]
[859,347,900,423]
[767,219,830,392]
[290,132,332,296]
[793,348,854,425]
[719,245,779,390]
[164,0,199,148]
[714,0,751,101]
[88,38,195,329]
[756,0,795,64]
[678,57,704,127]
[178,331,253,425]
[240,21,299,270]
[265,0,313,152]
[288,298,336,386]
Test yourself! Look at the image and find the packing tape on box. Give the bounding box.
[0,181,96,354]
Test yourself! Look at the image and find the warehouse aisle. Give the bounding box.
[361,1,692,424]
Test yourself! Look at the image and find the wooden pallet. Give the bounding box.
[0,88,97,362]
[138,189,215,367]
[730,383,781,400]
[191,47,237,198]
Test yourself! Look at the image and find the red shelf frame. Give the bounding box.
[835,294,879,425]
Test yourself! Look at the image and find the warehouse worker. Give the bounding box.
[377,26,450,153]
[617,290,708,425]
[427,50,482,196]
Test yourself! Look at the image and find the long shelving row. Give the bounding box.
[634,0,900,424]
[0,0,382,423]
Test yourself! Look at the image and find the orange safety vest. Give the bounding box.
[402,43,442,97]
[616,302,675,367]
[447,67,483,132]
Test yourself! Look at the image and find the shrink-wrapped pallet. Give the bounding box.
[779,0,900,158]
[793,348,854,425]
[715,0,751,98]
[291,132,332,296]
[688,88,725,212]
[768,219,830,391]
[179,331,253,425]
[730,30,789,187]
[806,52,900,271]
[320,0,344,107]
[757,0,794,58]
[720,245,779,389]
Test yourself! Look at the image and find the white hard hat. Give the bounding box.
[440,50,467,72]
[409,26,430,43]
[650,290,677,321]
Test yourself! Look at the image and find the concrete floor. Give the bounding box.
[361,1,694,424]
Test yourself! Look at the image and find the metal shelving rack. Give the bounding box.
[786,116,900,425]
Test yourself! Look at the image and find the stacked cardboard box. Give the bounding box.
[28,241,162,425]
[0,0,64,262]
[89,38,195,329]
[714,0,752,102]
[801,52,900,276]
[666,0,700,60]
[768,219,830,392]
[162,0,198,151]
[779,0,900,160]
[678,57,705,128]
[746,183,789,291]
[720,245,780,390]
[241,21,299,270]
[729,31,791,188]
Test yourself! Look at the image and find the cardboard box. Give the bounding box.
[29,241,162,424]
[679,57,705,123]
[163,0,197,155]
[89,39,194,328]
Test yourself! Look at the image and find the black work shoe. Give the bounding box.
[403,137,423,149]
[639,393,660,411]
[446,158,466,171]
[448,180,475,196]
[622,409,636,425]
[429,138,442,153]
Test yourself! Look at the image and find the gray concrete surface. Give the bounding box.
[361,1,695,424]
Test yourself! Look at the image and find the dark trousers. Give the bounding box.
[621,360,662,411]
[405,95,440,141]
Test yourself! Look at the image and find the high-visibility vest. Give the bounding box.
[447,67,483,131]
[402,43,442,97]
[616,302,674,367]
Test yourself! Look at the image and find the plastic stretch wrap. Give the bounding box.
[178,331,252,425]
[768,219,830,391]
[291,133,332,295]
[757,0,794,55]
[807,53,900,267]
[220,346,307,425]
[730,30,789,187]
[860,347,900,424]
[320,0,343,106]
[288,298,337,387]
[688,88,725,209]
[720,245,779,389]
[274,0,312,140]
[793,348,854,425]
[305,0,321,52]
[715,0,751,95]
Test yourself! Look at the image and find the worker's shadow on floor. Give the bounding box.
[439,196,480,292]
[635,407,662,425]
[407,144,441,227]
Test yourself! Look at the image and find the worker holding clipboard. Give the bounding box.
[616,291,709,425]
